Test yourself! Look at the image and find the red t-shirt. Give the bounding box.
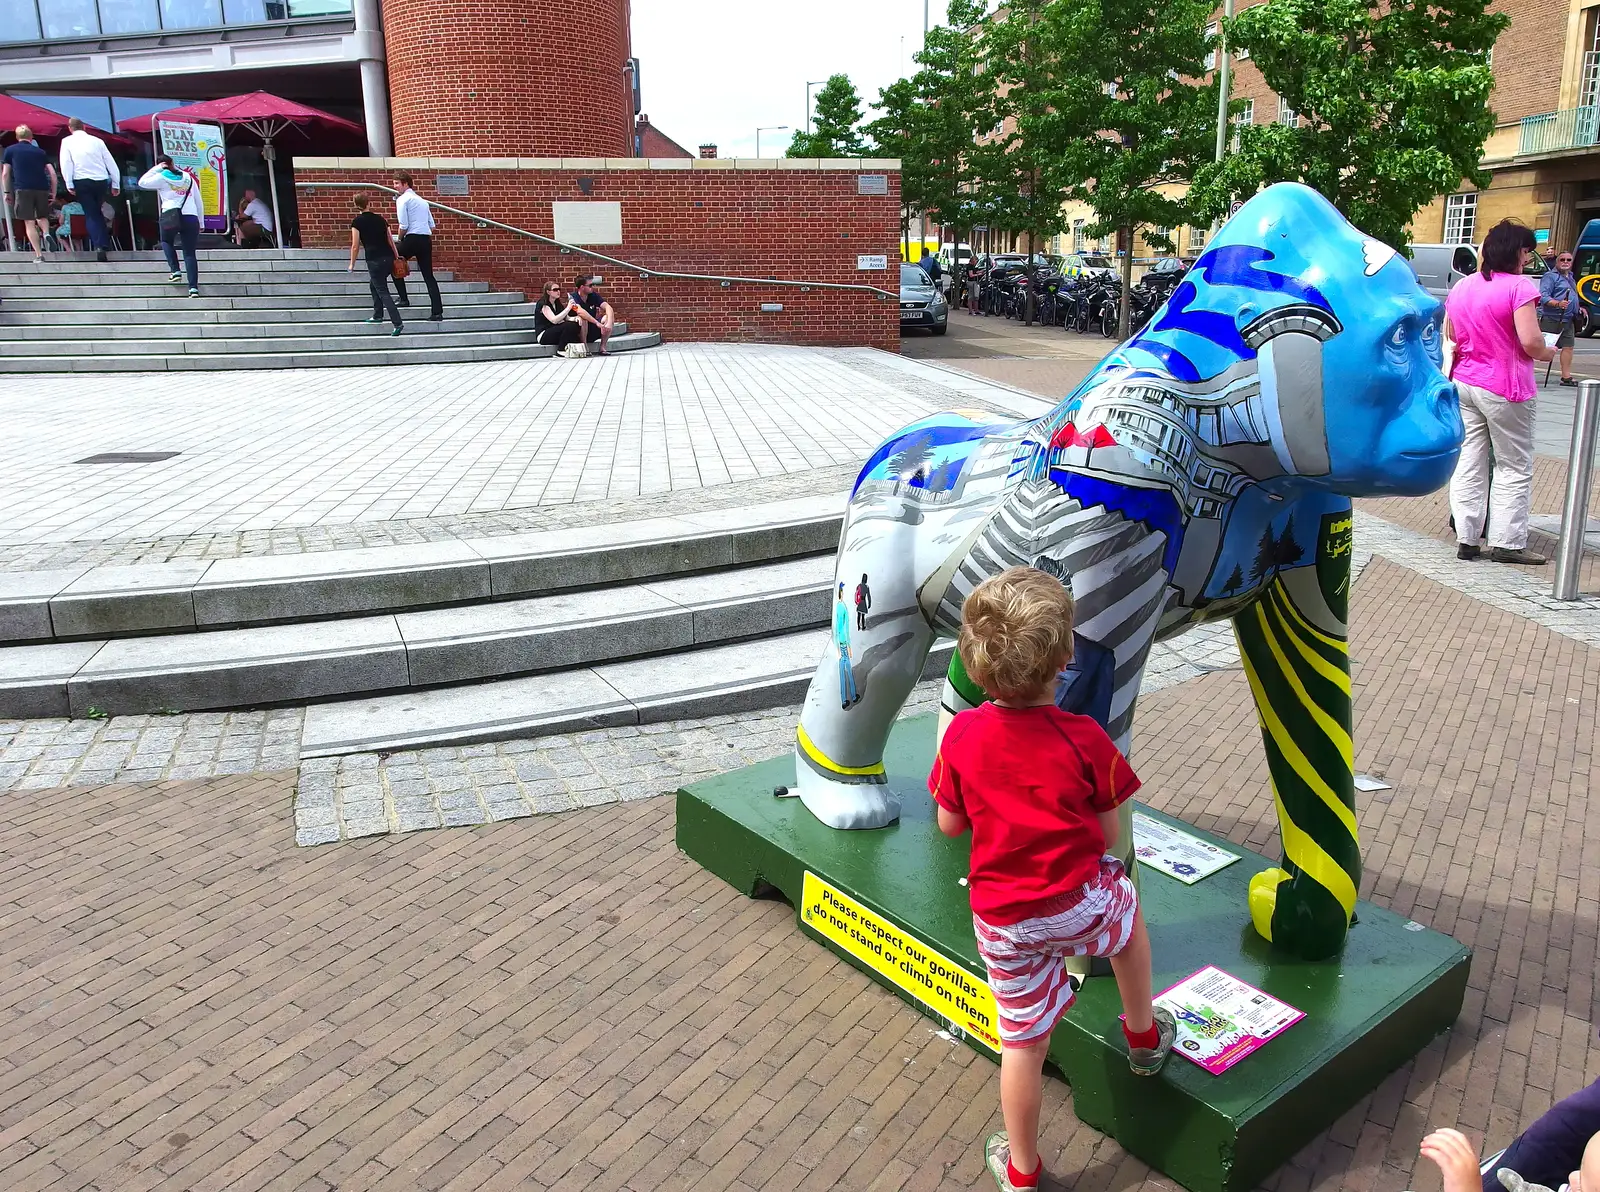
[929,702,1140,925]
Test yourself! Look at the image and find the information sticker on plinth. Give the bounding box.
[800,871,1000,1053]
[1132,812,1240,884]
[1154,965,1304,1075]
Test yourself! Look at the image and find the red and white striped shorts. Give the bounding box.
[973,856,1140,1047]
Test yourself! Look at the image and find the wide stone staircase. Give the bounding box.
[0,247,659,372]
[0,495,953,757]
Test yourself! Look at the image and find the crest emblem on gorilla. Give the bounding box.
[794,183,1462,961]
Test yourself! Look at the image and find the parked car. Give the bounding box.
[1060,252,1116,280]
[900,262,949,335]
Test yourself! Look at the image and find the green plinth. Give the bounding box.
[675,714,1470,1192]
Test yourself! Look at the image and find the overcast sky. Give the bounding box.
[631,0,952,159]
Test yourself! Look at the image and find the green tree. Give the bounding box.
[1191,0,1508,251]
[1019,0,1218,336]
[788,73,868,157]
[966,0,1076,319]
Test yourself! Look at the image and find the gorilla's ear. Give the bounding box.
[1235,303,1260,333]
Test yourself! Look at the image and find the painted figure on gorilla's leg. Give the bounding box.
[790,182,1463,961]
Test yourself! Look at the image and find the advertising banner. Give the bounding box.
[157,120,227,233]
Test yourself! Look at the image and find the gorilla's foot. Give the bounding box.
[794,770,902,830]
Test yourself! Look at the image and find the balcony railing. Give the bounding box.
[1519,106,1600,156]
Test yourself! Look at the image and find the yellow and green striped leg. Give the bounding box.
[1233,510,1359,961]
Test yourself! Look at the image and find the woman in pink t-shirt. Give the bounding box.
[1443,219,1558,565]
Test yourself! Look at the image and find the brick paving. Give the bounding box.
[0,547,1594,1192]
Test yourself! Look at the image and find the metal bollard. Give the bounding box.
[1553,378,1600,600]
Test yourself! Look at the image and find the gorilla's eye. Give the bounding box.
[1420,321,1438,345]
[1388,323,1408,350]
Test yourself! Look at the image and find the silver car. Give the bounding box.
[900,263,949,335]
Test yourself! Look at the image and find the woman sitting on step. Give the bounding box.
[533,282,585,353]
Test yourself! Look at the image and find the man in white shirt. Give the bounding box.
[57,117,120,262]
[234,188,275,246]
[392,170,442,320]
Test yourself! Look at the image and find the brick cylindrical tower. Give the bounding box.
[380,0,633,158]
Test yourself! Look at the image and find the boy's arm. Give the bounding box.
[928,739,968,836]
[1097,807,1120,850]
[937,805,970,837]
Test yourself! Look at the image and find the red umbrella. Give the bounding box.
[118,91,366,244]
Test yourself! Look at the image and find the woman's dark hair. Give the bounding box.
[1480,219,1536,279]
[156,154,175,169]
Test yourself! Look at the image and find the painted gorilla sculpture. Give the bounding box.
[792,183,1463,962]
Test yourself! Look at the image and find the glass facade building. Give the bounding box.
[6,0,352,42]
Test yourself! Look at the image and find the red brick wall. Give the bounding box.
[296,164,901,349]
[379,0,633,158]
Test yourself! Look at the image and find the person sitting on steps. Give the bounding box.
[533,282,585,353]
[569,274,615,354]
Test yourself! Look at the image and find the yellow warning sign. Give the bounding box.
[800,870,1000,1053]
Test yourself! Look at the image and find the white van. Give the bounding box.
[1408,243,1479,300]
[1408,241,1547,300]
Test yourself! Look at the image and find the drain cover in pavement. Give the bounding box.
[74,452,182,464]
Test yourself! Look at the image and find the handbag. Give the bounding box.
[562,342,588,359]
[160,172,194,236]
[392,257,410,280]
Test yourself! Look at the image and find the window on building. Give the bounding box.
[37,0,100,37]
[1230,99,1254,151]
[1236,43,1250,61]
[1443,193,1478,245]
[1073,219,1086,252]
[1277,97,1297,127]
[6,0,346,41]
[1189,225,1208,253]
[1204,23,1218,71]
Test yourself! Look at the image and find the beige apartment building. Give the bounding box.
[1411,0,1600,252]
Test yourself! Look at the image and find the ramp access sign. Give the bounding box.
[801,871,999,1053]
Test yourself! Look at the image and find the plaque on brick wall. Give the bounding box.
[857,174,889,195]
[552,201,624,245]
[436,174,470,197]
[856,254,888,270]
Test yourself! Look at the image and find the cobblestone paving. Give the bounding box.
[0,345,1048,570]
[0,708,302,790]
[0,552,1591,1192]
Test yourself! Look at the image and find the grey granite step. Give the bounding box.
[0,302,546,326]
[14,328,544,356]
[6,269,460,286]
[0,290,523,312]
[0,329,661,372]
[0,280,493,300]
[297,630,956,757]
[0,317,624,341]
[1,493,843,642]
[0,553,836,718]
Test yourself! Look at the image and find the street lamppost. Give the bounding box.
[756,125,788,158]
[805,81,826,134]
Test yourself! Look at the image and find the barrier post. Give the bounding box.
[1553,379,1599,600]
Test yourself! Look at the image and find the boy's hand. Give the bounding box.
[1420,1129,1481,1192]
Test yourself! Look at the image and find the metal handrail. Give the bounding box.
[294,180,898,299]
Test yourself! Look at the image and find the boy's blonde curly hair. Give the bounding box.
[957,566,1075,701]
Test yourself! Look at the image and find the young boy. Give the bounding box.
[929,566,1176,1192]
